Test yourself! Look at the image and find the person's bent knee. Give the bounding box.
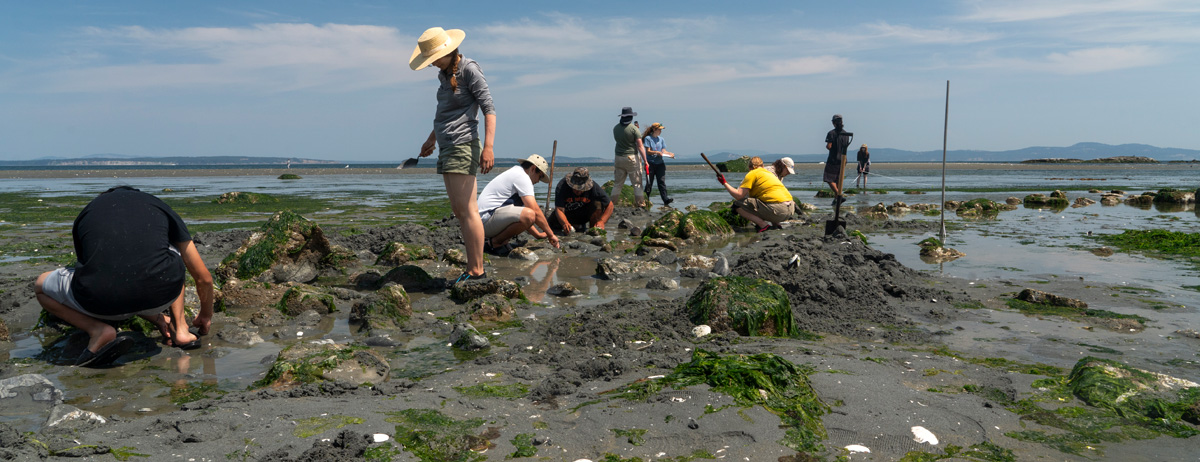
[34,271,53,294]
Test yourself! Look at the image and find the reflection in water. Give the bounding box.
[522,259,561,303]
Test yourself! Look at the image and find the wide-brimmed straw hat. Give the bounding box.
[410,27,466,71]
[521,154,551,184]
[566,167,594,191]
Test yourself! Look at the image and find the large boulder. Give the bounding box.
[375,265,437,292]
[215,211,353,284]
[275,285,336,317]
[686,276,798,337]
[349,285,411,333]
[1153,188,1196,204]
[715,156,752,172]
[468,294,515,322]
[641,210,684,239]
[375,242,435,266]
[1068,357,1200,429]
[253,342,389,389]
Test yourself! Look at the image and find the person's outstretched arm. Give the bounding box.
[178,241,213,335]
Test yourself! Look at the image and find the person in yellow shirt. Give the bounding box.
[715,156,795,232]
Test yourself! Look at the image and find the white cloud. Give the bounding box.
[976,46,1167,74]
[959,0,1200,22]
[35,23,418,93]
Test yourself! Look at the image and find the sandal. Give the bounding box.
[756,224,771,233]
[452,271,489,285]
[77,336,133,368]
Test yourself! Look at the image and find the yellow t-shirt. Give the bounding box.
[739,168,793,203]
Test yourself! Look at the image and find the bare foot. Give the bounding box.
[85,324,118,353]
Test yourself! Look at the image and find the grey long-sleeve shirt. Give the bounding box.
[434,57,495,147]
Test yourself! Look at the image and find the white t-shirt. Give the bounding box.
[477,165,536,218]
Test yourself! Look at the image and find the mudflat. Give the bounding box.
[0,180,1196,461]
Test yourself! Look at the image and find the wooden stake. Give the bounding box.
[545,140,557,213]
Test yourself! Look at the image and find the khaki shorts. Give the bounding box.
[437,138,482,175]
[482,205,525,237]
[736,198,794,223]
[41,267,176,321]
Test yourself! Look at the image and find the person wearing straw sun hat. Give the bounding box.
[855,144,870,189]
[612,107,648,208]
[411,26,497,284]
[476,155,560,256]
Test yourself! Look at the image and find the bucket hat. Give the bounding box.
[522,154,551,184]
[566,167,594,191]
[619,107,637,119]
[410,27,466,71]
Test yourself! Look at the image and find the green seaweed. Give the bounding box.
[612,428,647,446]
[364,442,405,461]
[453,382,528,399]
[155,379,226,405]
[614,349,828,453]
[293,415,364,438]
[678,210,734,239]
[506,433,537,459]
[278,174,302,180]
[686,276,800,338]
[896,443,1015,462]
[251,344,369,389]
[384,408,491,462]
[928,346,1063,376]
[219,210,318,282]
[275,285,337,317]
[1004,298,1149,325]
[110,446,150,460]
[1096,229,1200,260]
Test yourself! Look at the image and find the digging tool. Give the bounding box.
[699,152,721,175]
[825,131,854,236]
[397,157,419,169]
[545,140,557,212]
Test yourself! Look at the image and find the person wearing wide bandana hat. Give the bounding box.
[411,27,497,285]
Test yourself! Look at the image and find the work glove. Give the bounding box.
[717,174,727,185]
[645,163,650,176]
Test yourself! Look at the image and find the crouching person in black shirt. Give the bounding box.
[33,186,214,367]
[550,167,615,234]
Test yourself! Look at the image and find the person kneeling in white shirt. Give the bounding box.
[477,154,561,255]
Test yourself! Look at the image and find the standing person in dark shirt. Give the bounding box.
[612,107,648,208]
[824,114,852,206]
[33,186,214,367]
[550,167,615,234]
[856,144,871,189]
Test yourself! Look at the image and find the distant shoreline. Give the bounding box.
[2,161,1197,179]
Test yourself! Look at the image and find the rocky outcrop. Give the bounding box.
[254,342,389,389]
[917,237,964,263]
[215,211,355,284]
[275,285,336,317]
[349,285,411,333]
[595,257,666,281]
[374,242,435,266]
[1016,288,1087,309]
[449,278,524,303]
[1024,193,1069,209]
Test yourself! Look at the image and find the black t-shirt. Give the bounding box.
[857,150,870,164]
[554,179,610,223]
[70,187,191,315]
[825,128,851,174]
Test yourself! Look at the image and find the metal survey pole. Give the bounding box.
[939,81,949,244]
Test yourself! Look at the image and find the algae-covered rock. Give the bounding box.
[375,242,435,266]
[686,276,798,337]
[1072,197,1097,208]
[1050,190,1067,199]
[679,210,734,241]
[449,323,490,351]
[602,180,644,207]
[275,285,336,317]
[442,248,467,266]
[253,343,389,389]
[1125,194,1153,206]
[716,204,749,228]
[716,156,751,173]
[468,294,514,322]
[215,191,278,204]
[349,285,411,333]
[1024,193,1070,209]
[1100,194,1122,206]
[277,174,302,180]
[955,198,1001,218]
[215,211,336,284]
[1006,197,1022,205]
[449,278,524,303]
[917,237,965,262]
[942,200,961,211]
[1016,288,1087,309]
[1067,356,1200,435]
[641,210,684,239]
[1153,188,1196,204]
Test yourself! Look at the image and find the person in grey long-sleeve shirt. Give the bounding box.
[411,26,497,283]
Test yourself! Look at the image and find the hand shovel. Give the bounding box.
[397,158,420,169]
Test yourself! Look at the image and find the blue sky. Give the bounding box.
[2,0,1198,161]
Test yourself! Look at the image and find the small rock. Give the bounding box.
[712,254,730,276]
[547,282,582,297]
[692,325,712,338]
[449,323,490,351]
[645,277,679,291]
[508,247,539,261]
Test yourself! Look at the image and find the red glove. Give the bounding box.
[717,174,727,185]
[645,163,650,175]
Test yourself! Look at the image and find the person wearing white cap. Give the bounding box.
[770,157,796,180]
[476,155,560,256]
[410,26,497,284]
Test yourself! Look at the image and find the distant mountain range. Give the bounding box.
[702,142,1200,163]
[3,143,1198,166]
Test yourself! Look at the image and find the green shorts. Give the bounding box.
[437,138,482,175]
